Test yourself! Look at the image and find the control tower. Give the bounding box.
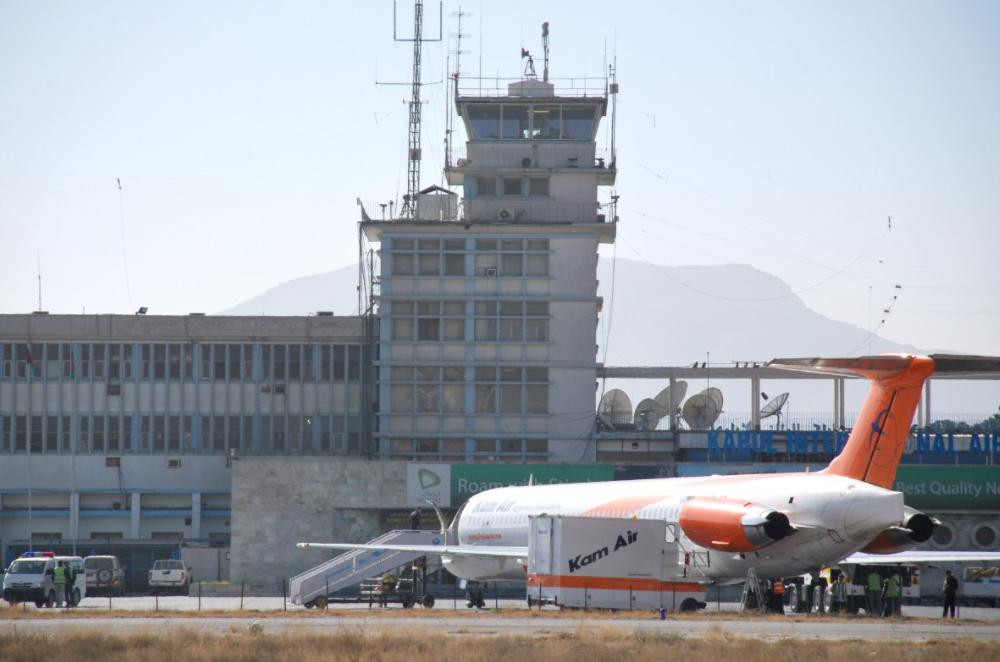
[362,47,617,464]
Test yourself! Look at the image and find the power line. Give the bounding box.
[617,226,890,304]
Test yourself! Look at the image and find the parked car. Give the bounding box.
[84,555,126,596]
[148,559,191,595]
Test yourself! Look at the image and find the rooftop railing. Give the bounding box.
[455,76,608,99]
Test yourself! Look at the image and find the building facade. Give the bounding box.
[366,78,616,463]
[0,313,369,569]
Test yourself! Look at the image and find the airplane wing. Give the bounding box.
[841,551,1000,565]
[297,542,527,559]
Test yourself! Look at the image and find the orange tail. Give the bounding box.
[768,355,934,489]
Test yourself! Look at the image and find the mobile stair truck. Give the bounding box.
[289,529,443,609]
[526,515,707,612]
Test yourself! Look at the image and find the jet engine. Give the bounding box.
[860,507,939,554]
[678,497,793,552]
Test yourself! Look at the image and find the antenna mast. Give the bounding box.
[542,22,550,82]
[393,1,443,218]
[446,6,470,169]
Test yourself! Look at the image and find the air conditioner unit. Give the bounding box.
[484,267,498,277]
[497,208,515,221]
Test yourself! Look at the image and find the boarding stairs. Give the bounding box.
[289,529,446,607]
[740,567,767,613]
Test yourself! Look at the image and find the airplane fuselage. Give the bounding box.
[443,471,904,583]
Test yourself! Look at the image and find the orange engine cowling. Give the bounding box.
[861,507,939,554]
[678,497,793,552]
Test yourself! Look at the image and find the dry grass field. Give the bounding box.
[1,626,999,662]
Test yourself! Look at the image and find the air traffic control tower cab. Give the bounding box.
[445,76,617,228]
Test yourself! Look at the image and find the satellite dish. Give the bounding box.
[681,390,723,430]
[598,389,633,428]
[760,392,790,428]
[633,398,662,431]
[705,387,723,411]
[654,381,688,417]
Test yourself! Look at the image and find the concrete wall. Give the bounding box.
[229,457,407,592]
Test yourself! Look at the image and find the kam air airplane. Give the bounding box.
[300,355,1000,585]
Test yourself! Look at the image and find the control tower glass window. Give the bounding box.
[468,105,500,139]
[501,105,529,139]
[531,105,561,139]
[563,105,597,139]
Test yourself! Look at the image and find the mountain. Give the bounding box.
[222,264,363,317]
[222,258,913,361]
[220,259,994,416]
[595,259,917,366]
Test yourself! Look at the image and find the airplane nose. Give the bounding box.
[843,484,904,543]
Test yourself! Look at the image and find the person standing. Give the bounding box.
[52,562,67,608]
[64,562,76,607]
[942,570,959,618]
[866,569,882,617]
[883,571,902,617]
[771,577,785,614]
[831,573,848,614]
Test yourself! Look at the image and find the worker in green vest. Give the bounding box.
[866,570,882,617]
[883,572,902,617]
[52,562,67,607]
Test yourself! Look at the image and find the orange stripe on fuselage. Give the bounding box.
[527,574,704,593]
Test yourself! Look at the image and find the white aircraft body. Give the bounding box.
[300,354,1000,585]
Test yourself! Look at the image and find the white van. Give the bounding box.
[1,552,86,607]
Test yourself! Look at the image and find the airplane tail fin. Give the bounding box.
[767,354,1000,489]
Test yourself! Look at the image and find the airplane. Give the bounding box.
[299,354,1000,587]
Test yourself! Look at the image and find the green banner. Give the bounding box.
[894,466,1000,510]
[451,464,614,504]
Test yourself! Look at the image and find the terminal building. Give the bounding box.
[1,55,998,596]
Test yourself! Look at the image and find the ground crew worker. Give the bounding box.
[883,571,902,617]
[942,570,958,618]
[866,569,882,617]
[831,573,848,613]
[771,576,785,614]
[64,562,76,607]
[379,574,396,607]
[408,507,422,530]
[52,561,67,607]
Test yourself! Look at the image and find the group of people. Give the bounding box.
[863,569,903,617]
[51,560,77,608]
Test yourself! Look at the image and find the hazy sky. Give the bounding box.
[1,1,998,356]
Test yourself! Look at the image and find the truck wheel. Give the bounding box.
[679,598,699,613]
[421,594,435,608]
[35,599,45,608]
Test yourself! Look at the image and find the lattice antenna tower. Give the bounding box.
[445,6,470,169]
[391,1,443,218]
